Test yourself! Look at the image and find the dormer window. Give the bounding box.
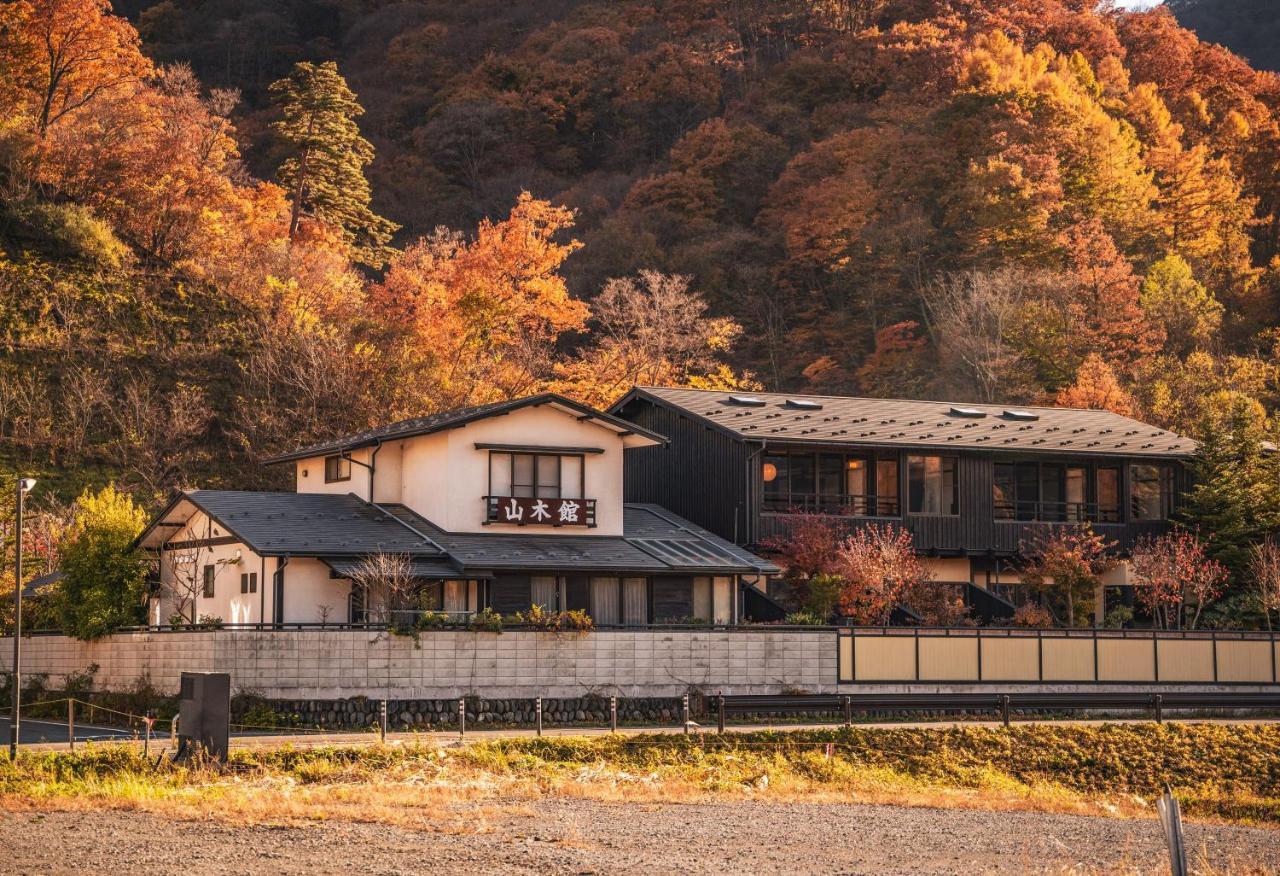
[324,454,352,483]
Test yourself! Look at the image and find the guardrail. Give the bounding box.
[715,690,1280,731]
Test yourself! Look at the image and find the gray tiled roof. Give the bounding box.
[383,503,777,575]
[139,490,775,575]
[144,491,447,556]
[262,393,665,464]
[621,387,1195,458]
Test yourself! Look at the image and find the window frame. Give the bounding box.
[202,564,215,598]
[240,572,258,595]
[907,454,959,516]
[488,451,586,501]
[324,454,352,483]
[1129,463,1173,521]
[761,449,901,517]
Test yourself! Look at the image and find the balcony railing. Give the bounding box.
[762,493,900,517]
[994,499,1121,524]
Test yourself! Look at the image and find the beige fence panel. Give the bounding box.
[979,637,1040,681]
[1097,638,1156,682]
[1216,640,1275,683]
[918,636,979,681]
[837,633,854,683]
[853,636,916,681]
[1040,637,1096,681]
[1156,639,1215,683]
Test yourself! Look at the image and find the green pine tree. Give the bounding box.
[269,61,398,267]
[1177,393,1280,584]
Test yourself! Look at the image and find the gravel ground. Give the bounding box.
[1,801,1276,874]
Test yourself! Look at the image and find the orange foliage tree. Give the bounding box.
[369,192,588,414]
[1055,354,1135,416]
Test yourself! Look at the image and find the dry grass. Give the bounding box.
[1,724,1276,833]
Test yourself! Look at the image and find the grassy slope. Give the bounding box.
[3,724,1277,827]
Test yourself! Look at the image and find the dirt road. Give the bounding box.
[1,799,1274,874]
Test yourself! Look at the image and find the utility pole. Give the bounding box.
[9,477,36,760]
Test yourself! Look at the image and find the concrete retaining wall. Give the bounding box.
[0,629,836,699]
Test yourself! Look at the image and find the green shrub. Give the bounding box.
[467,607,503,633]
[784,611,827,626]
[21,202,130,269]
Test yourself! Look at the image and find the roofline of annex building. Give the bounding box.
[611,387,1197,460]
[261,392,668,465]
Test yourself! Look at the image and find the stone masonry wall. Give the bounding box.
[0,629,838,699]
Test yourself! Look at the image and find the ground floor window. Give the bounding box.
[692,576,733,625]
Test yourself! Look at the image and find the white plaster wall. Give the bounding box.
[294,446,374,499]
[400,405,629,535]
[922,557,971,583]
[0,629,838,699]
[154,511,268,627]
[283,558,352,624]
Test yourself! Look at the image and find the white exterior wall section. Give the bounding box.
[0,630,837,699]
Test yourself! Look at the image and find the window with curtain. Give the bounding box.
[489,452,583,499]
[1097,467,1120,522]
[590,577,620,625]
[907,455,957,515]
[1130,464,1172,520]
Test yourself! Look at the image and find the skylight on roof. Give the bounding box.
[785,399,824,410]
[949,406,987,418]
[727,395,767,407]
[1003,410,1040,421]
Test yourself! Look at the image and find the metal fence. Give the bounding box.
[836,627,1280,685]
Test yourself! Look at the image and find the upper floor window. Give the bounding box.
[1096,467,1121,522]
[762,450,898,516]
[994,462,1089,522]
[489,452,584,499]
[907,455,957,515]
[1130,464,1173,520]
[202,564,215,598]
[324,454,352,483]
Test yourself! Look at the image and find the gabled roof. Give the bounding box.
[261,392,666,464]
[136,490,777,576]
[135,490,447,556]
[614,387,1195,459]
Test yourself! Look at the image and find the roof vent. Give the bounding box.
[949,406,987,418]
[785,398,824,410]
[1003,409,1040,421]
[726,395,767,407]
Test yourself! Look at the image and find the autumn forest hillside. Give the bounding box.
[3,0,1280,511]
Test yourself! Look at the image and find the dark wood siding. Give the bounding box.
[489,574,531,614]
[651,576,694,621]
[615,397,753,544]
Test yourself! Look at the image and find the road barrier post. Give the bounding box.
[717,695,725,734]
[610,696,617,733]
[379,699,387,743]
[843,695,851,727]
[535,697,542,736]
[682,693,690,734]
[1000,695,1011,728]
[1154,693,1164,724]
[67,700,75,752]
[143,712,154,757]
[458,698,465,739]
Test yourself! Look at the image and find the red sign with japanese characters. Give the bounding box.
[485,496,596,527]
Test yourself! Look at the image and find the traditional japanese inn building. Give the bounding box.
[610,387,1197,611]
[136,393,777,628]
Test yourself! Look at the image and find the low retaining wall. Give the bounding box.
[0,629,836,699]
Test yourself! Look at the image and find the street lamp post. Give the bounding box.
[9,476,36,760]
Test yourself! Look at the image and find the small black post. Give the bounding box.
[535,697,542,737]
[379,699,388,743]
[67,700,75,753]
[843,695,851,727]
[610,696,617,733]
[717,694,726,734]
[458,697,465,738]
[682,693,690,734]
[1000,695,1011,728]
[1154,693,1164,724]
